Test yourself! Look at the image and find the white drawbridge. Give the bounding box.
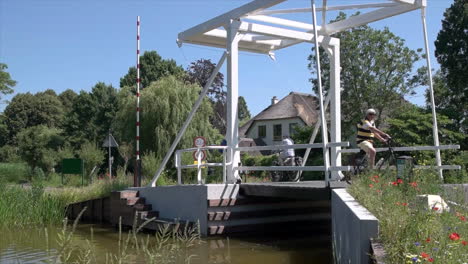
[150,0,460,187]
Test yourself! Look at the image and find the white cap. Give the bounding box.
[366,108,376,115]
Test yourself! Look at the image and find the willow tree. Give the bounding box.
[114,75,221,172]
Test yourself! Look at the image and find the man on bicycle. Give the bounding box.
[357,109,391,169]
[280,135,295,166]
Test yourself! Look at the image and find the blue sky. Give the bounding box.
[0,0,454,115]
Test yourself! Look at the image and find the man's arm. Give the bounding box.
[368,126,390,139]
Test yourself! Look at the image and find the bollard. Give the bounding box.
[397,156,413,179]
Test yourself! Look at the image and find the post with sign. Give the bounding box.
[62,158,84,186]
[193,136,206,184]
[102,130,119,178]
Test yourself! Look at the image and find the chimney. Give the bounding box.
[271,96,278,105]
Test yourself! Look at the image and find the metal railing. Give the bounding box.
[174,143,461,185]
[175,142,349,184]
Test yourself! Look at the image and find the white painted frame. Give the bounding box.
[150,0,450,186]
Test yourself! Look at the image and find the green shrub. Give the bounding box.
[0,163,29,183]
[0,145,21,163]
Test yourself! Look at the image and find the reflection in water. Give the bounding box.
[0,225,331,264]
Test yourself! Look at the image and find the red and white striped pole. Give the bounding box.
[135,16,141,187]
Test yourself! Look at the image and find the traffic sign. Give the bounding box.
[193,136,206,148]
[192,149,207,161]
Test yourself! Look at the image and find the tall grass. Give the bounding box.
[348,169,468,263]
[49,208,200,264]
[0,176,130,227]
[0,162,29,182]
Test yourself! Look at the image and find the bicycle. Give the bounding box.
[344,139,397,184]
[270,152,304,182]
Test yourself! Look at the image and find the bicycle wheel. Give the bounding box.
[346,154,368,184]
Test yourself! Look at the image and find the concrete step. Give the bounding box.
[133,203,152,211]
[208,219,330,235]
[126,197,146,206]
[111,190,139,199]
[137,210,159,219]
[208,206,329,221]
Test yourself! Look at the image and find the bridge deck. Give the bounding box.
[240,181,347,200]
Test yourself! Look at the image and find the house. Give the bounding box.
[239,92,319,146]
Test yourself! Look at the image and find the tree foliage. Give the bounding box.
[185,58,225,101]
[120,51,185,89]
[17,125,64,174]
[308,13,424,138]
[4,92,64,142]
[386,104,464,163]
[0,63,16,99]
[238,96,251,124]
[114,76,221,173]
[63,82,118,145]
[434,0,468,148]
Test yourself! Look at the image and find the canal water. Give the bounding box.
[0,224,331,264]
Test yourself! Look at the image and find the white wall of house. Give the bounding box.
[246,117,305,145]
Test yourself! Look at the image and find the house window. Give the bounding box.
[273,124,282,141]
[258,125,266,138]
[289,123,299,136]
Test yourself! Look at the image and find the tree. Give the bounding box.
[63,83,118,145]
[58,89,78,111]
[0,63,16,99]
[425,71,467,149]
[308,13,424,139]
[120,51,185,89]
[434,0,468,148]
[386,104,465,166]
[17,125,64,175]
[186,59,225,101]
[114,75,221,175]
[4,91,64,142]
[238,96,251,124]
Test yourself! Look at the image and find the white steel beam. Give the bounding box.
[328,43,342,181]
[324,4,420,35]
[238,21,337,45]
[149,52,228,187]
[256,3,399,16]
[245,15,322,31]
[226,20,242,184]
[311,0,331,184]
[178,0,286,43]
[205,29,284,46]
[421,7,442,179]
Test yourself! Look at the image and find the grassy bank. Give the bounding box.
[0,177,129,227]
[348,169,468,263]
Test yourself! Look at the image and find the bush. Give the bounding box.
[0,163,29,183]
[141,151,171,186]
[76,142,104,180]
[0,145,21,163]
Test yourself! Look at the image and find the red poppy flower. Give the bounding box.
[462,240,467,246]
[426,238,431,242]
[432,207,439,211]
[409,182,418,187]
[372,175,379,179]
[460,216,466,222]
[371,178,379,183]
[421,252,429,259]
[397,178,403,184]
[369,184,374,188]
[449,232,460,241]
[428,258,434,262]
[392,181,398,186]
[402,202,408,206]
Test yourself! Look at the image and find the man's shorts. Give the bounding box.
[358,141,374,154]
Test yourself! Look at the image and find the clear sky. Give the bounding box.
[0,0,454,115]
